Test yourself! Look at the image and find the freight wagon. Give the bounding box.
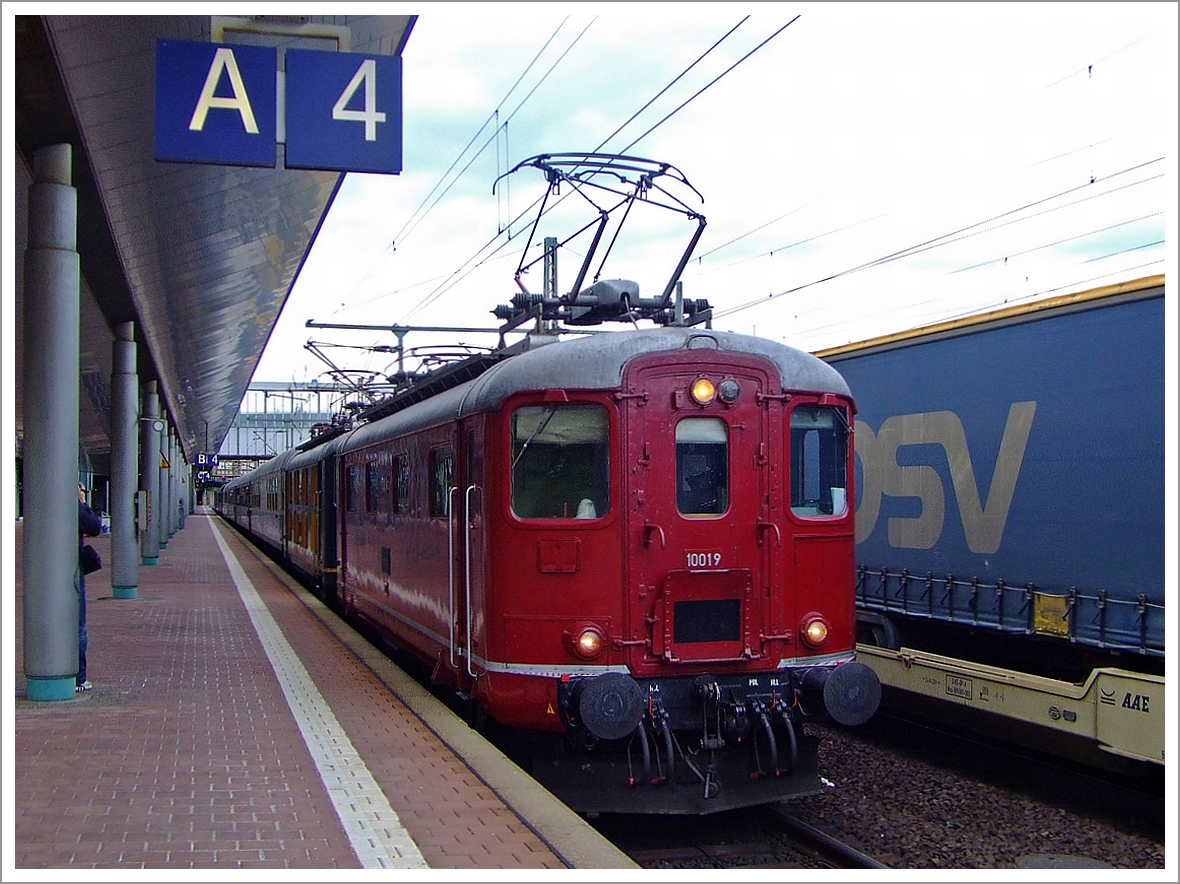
[817,275,1166,768]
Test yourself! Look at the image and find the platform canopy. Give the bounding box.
[13,14,415,473]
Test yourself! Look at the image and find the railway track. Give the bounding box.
[585,712,1163,870]
[763,805,889,868]
[590,803,888,870]
[854,708,1165,804]
[787,719,1163,869]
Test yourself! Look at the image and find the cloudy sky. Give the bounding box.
[252,2,1176,389]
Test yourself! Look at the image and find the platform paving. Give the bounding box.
[10,508,633,871]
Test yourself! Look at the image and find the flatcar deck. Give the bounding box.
[11,509,633,870]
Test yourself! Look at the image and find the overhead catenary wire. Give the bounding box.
[692,203,815,263]
[702,166,1162,288]
[695,213,886,276]
[392,18,592,253]
[947,211,1163,275]
[619,16,800,154]
[788,258,1164,351]
[356,15,1161,359]
[400,18,792,323]
[398,20,602,322]
[593,16,750,153]
[1033,31,1155,93]
[322,21,575,319]
[713,157,1165,321]
[682,29,1163,298]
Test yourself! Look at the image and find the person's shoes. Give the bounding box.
[75,680,92,693]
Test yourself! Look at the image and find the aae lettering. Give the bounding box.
[1122,693,1150,713]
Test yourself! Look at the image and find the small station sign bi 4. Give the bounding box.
[155,39,402,174]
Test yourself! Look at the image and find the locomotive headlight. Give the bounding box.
[690,377,717,406]
[801,615,830,648]
[572,626,605,659]
[718,379,740,403]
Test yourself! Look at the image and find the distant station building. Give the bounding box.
[202,381,361,488]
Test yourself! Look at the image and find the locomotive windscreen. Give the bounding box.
[673,599,741,643]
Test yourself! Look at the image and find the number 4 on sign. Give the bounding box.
[333,59,385,141]
[283,48,402,173]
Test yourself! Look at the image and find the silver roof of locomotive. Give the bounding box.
[469,327,848,406]
[340,328,850,454]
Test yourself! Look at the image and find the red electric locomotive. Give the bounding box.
[220,154,880,813]
[328,326,879,813]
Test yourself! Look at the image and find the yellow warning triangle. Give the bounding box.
[161,454,171,469]
[546,703,556,715]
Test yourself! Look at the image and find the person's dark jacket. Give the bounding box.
[79,501,101,543]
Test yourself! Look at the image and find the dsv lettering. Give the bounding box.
[855,402,1036,554]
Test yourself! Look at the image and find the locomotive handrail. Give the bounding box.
[448,486,459,669]
[643,521,666,549]
[758,520,783,547]
[465,484,478,678]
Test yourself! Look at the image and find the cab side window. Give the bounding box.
[790,405,849,517]
[511,404,610,520]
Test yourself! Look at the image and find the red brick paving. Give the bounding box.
[12,512,565,870]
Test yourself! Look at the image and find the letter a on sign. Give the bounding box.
[155,40,277,167]
[189,48,261,134]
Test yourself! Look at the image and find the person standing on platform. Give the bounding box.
[77,482,101,692]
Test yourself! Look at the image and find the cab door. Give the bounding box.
[441,421,485,690]
[622,347,786,674]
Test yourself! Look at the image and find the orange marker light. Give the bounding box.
[801,617,829,648]
[575,627,604,658]
[690,377,716,405]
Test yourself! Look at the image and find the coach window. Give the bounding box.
[366,460,392,513]
[430,448,454,518]
[393,454,410,514]
[511,404,610,520]
[366,462,379,512]
[789,405,849,517]
[676,417,729,516]
[346,464,364,513]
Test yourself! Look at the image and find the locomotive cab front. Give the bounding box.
[480,332,879,813]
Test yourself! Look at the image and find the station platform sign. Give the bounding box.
[286,49,402,173]
[155,40,277,167]
[155,39,402,174]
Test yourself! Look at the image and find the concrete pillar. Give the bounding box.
[22,144,81,701]
[177,443,187,528]
[160,427,173,545]
[178,463,187,529]
[140,381,161,564]
[110,322,138,598]
[168,430,178,536]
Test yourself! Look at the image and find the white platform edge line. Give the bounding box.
[208,518,429,869]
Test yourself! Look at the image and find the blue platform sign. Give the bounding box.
[156,40,277,167]
[284,49,402,174]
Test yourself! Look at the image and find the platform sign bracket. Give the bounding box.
[211,16,352,51]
